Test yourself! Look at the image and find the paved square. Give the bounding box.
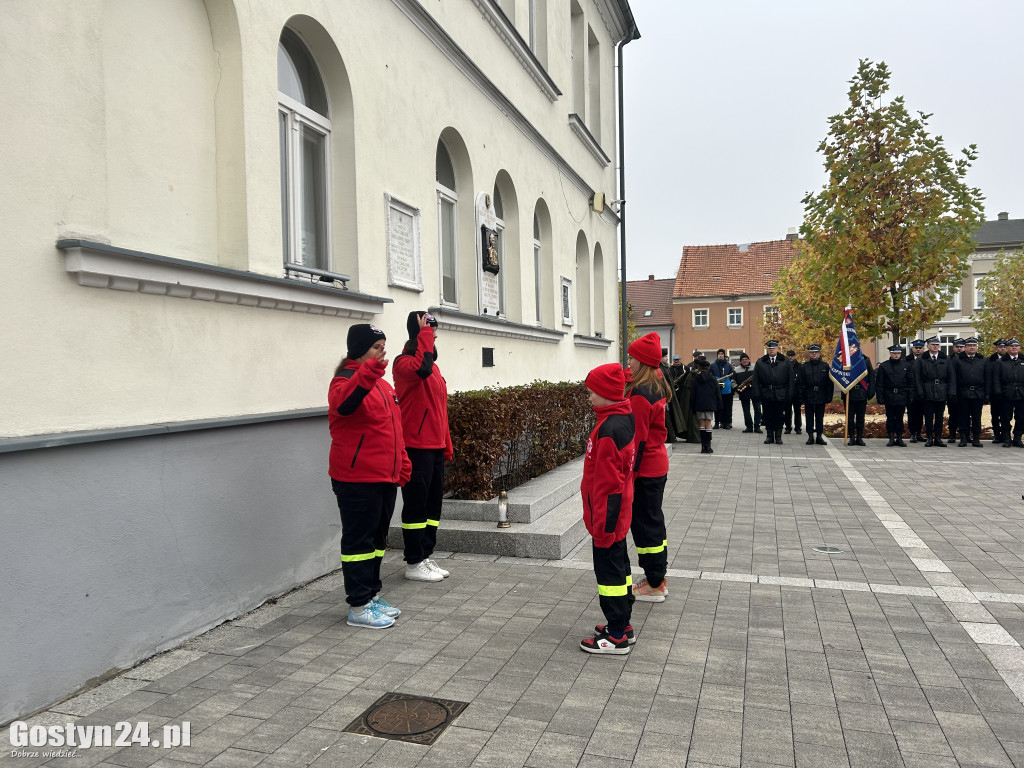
[6,425,1024,767]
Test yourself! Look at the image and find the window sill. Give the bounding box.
[57,240,391,319]
[429,307,565,343]
[574,333,612,349]
[727,325,743,329]
[692,326,709,331]
[568,114,611,167]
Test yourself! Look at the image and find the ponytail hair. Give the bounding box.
[627,362,673,401]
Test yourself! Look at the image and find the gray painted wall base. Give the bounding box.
[388,457,587,559]
[0,418,340,725]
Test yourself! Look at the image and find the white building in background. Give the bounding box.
[0,0,638,722]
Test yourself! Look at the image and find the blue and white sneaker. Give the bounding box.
[371,595,401,618]
[347,601,395,629]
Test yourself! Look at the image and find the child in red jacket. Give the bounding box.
[579,363,637,655]
[328,324,412,629]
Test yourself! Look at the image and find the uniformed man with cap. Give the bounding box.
[946,338,966,441]
[752,341,793,444]
[875,344,913,446]
[845,342,875,447]
[916,336,956,447]
[993,338,1024,447]
[906,339,926,442]
[989,339,1008,443]
[784,350,803,435]
[953,337,988,446]
[797,344,833,445]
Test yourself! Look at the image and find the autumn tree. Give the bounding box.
[974,249,1024,344]
[779,59,985,346]
[618,294,640,362]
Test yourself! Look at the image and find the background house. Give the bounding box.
[672,235,799,360]
[0,0,638,723]
[624,274,676,356]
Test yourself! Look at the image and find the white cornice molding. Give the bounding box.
[568,113,611,167]
[428,307,565,343]
[469,0,561,102]
[391,0,596,200]
[591,0,630,41]
[57,240,390,320]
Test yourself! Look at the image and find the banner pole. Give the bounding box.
[844,391,850,446]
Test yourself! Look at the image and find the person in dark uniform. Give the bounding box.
[733,352,761,433]
[659,348,685,444]
[691,357,724,453]
[797,344,833,445]
[784,349,803,435]
[946,338,966,441]
[752,341,793,445]
[916,336,956,447]
[709,348,734,429]
[677,352,701,444]
[906,339,926,442]
[993,338,1024,448]
[875,344,912,446]
[989,339,1008,443]
[844,342,875,446]
[953,337,988,447]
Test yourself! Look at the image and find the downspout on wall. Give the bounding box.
[616,2,640,367]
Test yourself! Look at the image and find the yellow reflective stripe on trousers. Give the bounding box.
[340,549,387,562]
[426,519,440,527]
[636,539,667,555]
[341,551,376,563]
[597,576,633,597]
[402,522,428,530]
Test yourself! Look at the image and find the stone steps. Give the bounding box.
[387,457,588,559]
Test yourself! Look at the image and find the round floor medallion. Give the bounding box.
[812,546,844,554]
[365,698,450,736]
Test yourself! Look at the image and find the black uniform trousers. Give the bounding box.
[739,393,761,429]
[401,447,445,564]
[947,398,959,438]
[785,398,802,431]
[907,398,924,435]
[592,539,634,636]
[805,403,826,435]
[958,400,984,440]
[1000,399,1024,439]
[717,392,734,427]
[990,396,1004,440]
[848,399,867,436]
[631,474,668,588]
[332,480,397,607]
[762,401,786,431]
[885,405,906,435]
[923,400,946,438]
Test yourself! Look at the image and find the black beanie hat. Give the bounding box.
[407,311,422,340]
[347,324,386,359]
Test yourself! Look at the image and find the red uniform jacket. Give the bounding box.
[581,399,635,548]
[629,383,669,478]
[328,357,411,484]
[392,326,454,459]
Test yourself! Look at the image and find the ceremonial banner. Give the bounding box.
[829,307,869,394]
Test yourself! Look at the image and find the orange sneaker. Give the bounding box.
[633,577,667,602]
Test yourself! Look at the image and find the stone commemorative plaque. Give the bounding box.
[385,194,422,291]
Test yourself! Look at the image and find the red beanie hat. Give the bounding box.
[628,332,663,368]
[585,363,626,402]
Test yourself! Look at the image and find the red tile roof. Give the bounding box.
[674,239,798,298]
[625,276,675,326]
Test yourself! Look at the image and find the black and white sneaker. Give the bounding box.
[580,630,631,655]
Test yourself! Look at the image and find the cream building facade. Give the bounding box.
[0,0,638,722]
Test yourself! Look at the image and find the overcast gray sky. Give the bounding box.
[621,0,1024,281]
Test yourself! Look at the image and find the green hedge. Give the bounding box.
[445,380,595,500]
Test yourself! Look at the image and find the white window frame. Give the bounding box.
[278,92,333,271]
[561,277,573,326]
[493,209,506,317]
[643,309,653,318]
[533,235,542,325]
[973,276,985,310]
[692,308,709,329]
[944,285,961,312]
[763,304,780,323]
[727,306,743,328]
[436,182,458,308]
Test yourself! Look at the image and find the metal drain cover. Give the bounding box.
[344,692,468,745]
[812,546,844,554]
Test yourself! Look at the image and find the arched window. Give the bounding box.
[593,243,605,336]
[575,231,591,335]
[533,214,542,324]
[533,200,553,327]
[278,28,331,269]
[436,141,458,306]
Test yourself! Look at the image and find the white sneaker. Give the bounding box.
[405,560,443,582]
[425,558,450,578]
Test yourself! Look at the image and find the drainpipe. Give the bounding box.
[616,4,640,367]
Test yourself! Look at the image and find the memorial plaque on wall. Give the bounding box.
[385,194,422,291]
[476,192,500,316]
